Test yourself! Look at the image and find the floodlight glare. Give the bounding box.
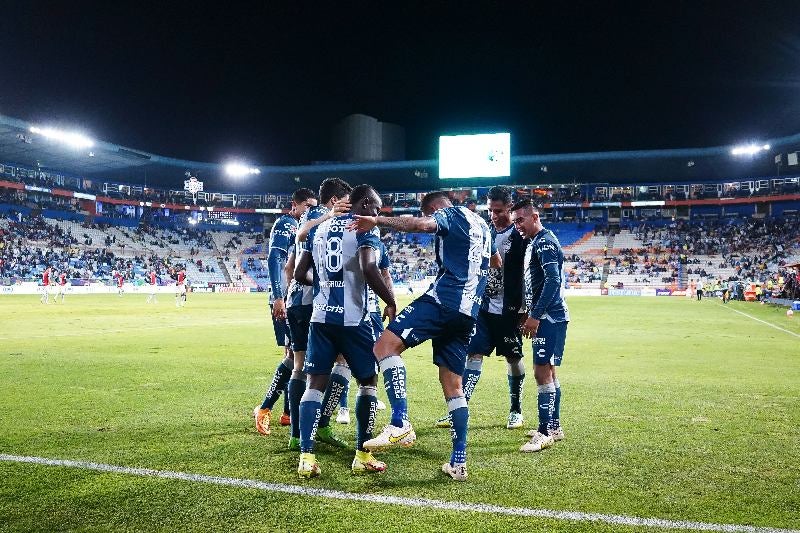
[224,162,261,177]
[730,143,770,156]
[29,126,94,149]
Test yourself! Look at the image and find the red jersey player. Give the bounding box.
[175,267,187,307]
[146,270,158,304]
[40,266,53,304]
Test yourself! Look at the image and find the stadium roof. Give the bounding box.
[3,113,800,193]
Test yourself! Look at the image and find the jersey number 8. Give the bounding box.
[325,237,343,273]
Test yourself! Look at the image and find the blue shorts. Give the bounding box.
[468,310,524,358]
[269,304,289,348]
[287,304,312,352]
[387,295,475,376]
[370,312,385,334]
[304,320,379,381]
[532,320,568,366]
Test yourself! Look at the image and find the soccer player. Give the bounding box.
[175,267,187,307]
[116,270,125,297]
[348,191,500,481]
[283,178,352,450]
[510,199,569,453]
[55,270,68,303]
[336,238,392,423]
[146,269,159,304]
[40,266,53,304]
[254,188,317,436]
[434,186,527,430]
[293,184,397,477]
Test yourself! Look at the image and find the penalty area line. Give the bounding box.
[1,453,797,533]
[719,304,800,339]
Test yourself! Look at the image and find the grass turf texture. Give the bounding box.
[0,293,798,532]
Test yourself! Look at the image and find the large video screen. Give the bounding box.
[439,133,510,179]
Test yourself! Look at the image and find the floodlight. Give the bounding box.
[730,143,770,156]
[29,126,94,149]
[224,162,261,177]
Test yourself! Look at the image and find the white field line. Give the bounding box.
[1,453,796,533]
[719,304,800,339]
[0,319,264,341]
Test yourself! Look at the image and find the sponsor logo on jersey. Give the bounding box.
[320,280,345,288]
[314,303,345,313]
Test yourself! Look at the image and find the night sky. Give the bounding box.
[3,2,800,165]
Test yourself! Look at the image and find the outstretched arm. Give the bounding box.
[348,215,438,234]
[359,247,397,322]
[296,201,351,243]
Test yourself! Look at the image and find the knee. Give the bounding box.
[374,332,404,359]
[533,364,553,384]
[358,375,378,388]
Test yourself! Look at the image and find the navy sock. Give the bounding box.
[319,364,351,428]
[288,373,306,438]
[379,356,408,427]
[507,357,525,414]
[462,358,482,403]
[260,360,292,410]
[551,378,561,430]
[537,382,556,435]
[340,378,350,409]
[283,383,290,415]
[355,385,378,451]
[448,396,469,465]
[299,388,323,453]
[508,374,525,413]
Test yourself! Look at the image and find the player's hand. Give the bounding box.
[383,304,397,323]
[272,298,287,320]
[520,316,540,339]
[332,199,351,216]
[346,215,378,233]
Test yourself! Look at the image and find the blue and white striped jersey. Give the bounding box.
[425,206,495,318]
[267,214,298,304]
[367,240,391,314]
[524,228,570,323]
[483,224,526,315]
[287,205,327,308]
[305,213,382,326]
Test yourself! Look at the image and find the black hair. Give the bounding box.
[510,198,540,212]
[350,184,376,206]
[487,185,513,205]
[420,191,449,212]
[319,178,353,205]
[292,187,316,203]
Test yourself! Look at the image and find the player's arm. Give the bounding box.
[293,250,314,286]
[522,248,562,338]
[348,214,437,234]
[296,200,351,243]
[359,246,397,322]
[380,267,395,322]
[283,251,295,291]
[490,251,502,268]
[267,246,288,317]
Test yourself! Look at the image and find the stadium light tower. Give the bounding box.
[730,143,770,156]
[29,126,94,149]
[224,162,261,177]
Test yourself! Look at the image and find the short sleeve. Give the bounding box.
[432,208,451,237]
[270,217,297,253]
[305,206,326,222]
[357,227,381,251]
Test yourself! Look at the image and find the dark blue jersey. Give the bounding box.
[267,214,297,303]
[426,206,495,318]
[287,205,327,308]
[524,228,569,323]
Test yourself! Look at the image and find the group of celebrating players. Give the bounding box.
[253,178,569,481]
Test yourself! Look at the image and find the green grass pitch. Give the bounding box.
[0,293,798,532]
